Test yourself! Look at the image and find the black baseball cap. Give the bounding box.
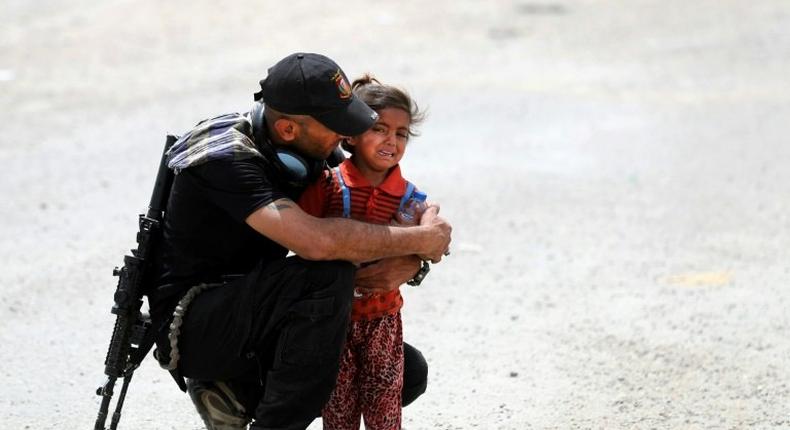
[254,53,378,136]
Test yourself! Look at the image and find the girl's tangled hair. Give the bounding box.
[341,74,425,154]
[351,73,425,136]
[352,74,425,134]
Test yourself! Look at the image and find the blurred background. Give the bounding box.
[1,0,789,428]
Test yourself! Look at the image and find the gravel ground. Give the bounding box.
[1,1,789,429]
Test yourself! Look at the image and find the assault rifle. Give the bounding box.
[94,135,176,430]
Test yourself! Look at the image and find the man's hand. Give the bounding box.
[417,203,452,264]
[354,255,422,295]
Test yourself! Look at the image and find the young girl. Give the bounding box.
[298,75,427,430]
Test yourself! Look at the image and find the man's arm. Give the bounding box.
[354,255,422,295]
[245,198,451,264]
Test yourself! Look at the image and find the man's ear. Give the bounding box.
[272,118,298,142]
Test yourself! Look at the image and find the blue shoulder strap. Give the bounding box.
[334,167,351,218]
[399,181,415,212]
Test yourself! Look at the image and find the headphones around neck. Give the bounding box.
[249,101,345,188]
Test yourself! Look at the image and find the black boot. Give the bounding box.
[187,378,251,430]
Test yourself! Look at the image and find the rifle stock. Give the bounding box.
[94,135,176,430]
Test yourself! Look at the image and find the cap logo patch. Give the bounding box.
[332,70,352,100]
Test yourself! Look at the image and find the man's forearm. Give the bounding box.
[246,198,450,264]
[316,217,428,264]
[354,255,422,294]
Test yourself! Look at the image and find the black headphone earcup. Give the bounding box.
[274,149,311,183]
[250,101,265,145]
[250,102,326,188]
[276,149,326,186]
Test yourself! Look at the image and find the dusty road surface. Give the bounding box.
[1,1,789,429]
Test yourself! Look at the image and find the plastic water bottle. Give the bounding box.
[395,190,428,226]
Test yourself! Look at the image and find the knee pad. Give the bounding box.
[402,343,428,406]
